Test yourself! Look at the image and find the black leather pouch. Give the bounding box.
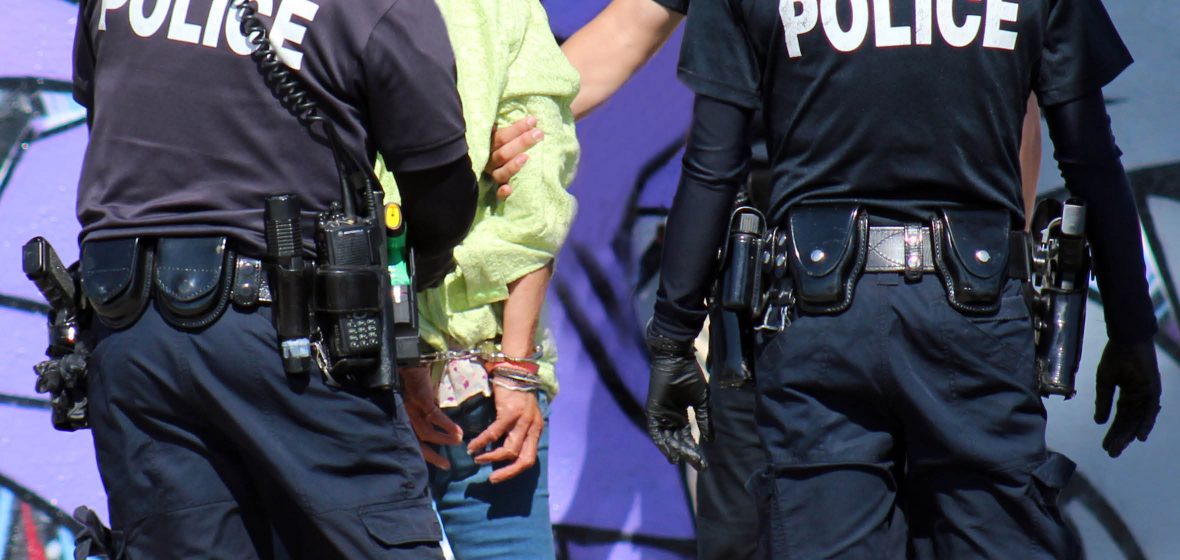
[786,205,868,314]
[153,237,235,329]
[931,209,1012,314]
[80,238,153,329]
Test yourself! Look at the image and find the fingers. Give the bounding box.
[488,154,529,187]
[647,421,708,471]
[1102,410,1139,458]
[1093,364,1115,425]
[1137,402,1161,442]
[468,416,512,454]
[495,185,513,201]
[694,398,714,443]
[416,407,463,445]
[420,443,451,470]
[486,415,544,484]
[490,116,537,153]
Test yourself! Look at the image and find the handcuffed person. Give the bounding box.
[377,0,579,557]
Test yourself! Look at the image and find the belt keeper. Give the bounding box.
[903,224,924,280]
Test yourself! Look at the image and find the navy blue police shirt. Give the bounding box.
[678,0,1131,227]
[72,0,468,256]
[652,0,1155,342]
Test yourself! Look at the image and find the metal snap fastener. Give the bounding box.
[907,254,921,268]
[775,253,788,268]
[810,249,826,262]
[975,249,991,263]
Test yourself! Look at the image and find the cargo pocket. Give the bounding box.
[1030,452,1075,509]
[359,498,443,548]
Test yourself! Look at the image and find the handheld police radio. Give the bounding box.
[1029,198,1091,398]
[239,0,410,388]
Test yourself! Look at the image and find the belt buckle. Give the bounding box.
[903,224,924,281]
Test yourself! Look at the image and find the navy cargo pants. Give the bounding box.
[86,304,443,558]
[752,274,1078,559]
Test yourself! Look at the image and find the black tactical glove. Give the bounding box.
[73,506,122,560]
[33,351,90,432]
[1094,339,1162,458]
[645,323,713,470]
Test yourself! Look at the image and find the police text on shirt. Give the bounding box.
[97,0,320,70]
[780,0,1018,58]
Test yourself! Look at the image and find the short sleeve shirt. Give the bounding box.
[678,0,1131,226]
[653,0,690,14]
[73,0,468,255]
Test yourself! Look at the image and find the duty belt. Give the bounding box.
[231,256,272,307]
[861,225,1029,280]
[864,225,936,275]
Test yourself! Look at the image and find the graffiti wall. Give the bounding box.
[0,1,1177,559]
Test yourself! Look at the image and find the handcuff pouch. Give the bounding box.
[80,238,153,329]
[153,237,235,329]
[931,209,1012,314]
[786,204,868,314]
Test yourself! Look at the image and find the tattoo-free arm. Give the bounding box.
[563,0,684,120]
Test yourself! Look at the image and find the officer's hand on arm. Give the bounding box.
[468,265,550,483]
[486,116,544,200]
[400,366,463,469]
[1094,341,1162,457]
[645,324,712,470]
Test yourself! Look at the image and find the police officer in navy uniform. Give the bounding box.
[644,0,1163,557]
[71,0,477,556]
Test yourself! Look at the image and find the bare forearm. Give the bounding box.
[500,262,554,357]
[1019,94,1042,225]
[563,0,684,119]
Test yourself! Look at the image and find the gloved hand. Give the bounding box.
[1094,339,1162,458]
[645,324,712,470]
[33,352,90,432]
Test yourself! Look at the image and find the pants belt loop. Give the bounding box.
[903,224,924,281]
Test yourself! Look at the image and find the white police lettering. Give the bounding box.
[780,0,819,59]
[129,0,170,37]
[98,0,317,71]
[821,0,869,52]
[914,0,933,45]
[983,0,1019,50]
[270,0,319,71]
[225,0,272,56]
[936,0,979,46]
[779,0,1018,58]
[874,0,911,47]
[99,0,129,31]
[168,0,202,44]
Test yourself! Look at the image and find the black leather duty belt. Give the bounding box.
[231,256,272,307]
[862,225,1028,280]
[864,225,936,274]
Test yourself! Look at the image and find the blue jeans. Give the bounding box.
[429,392,554,559]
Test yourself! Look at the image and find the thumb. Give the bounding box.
[695,394,714,442]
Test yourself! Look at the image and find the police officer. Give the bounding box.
[644,0,1163,557]
[71,0,477,556]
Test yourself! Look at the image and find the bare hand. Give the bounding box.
[486,116,544,200]
[468,384,544,483]
[400,366,463,469]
